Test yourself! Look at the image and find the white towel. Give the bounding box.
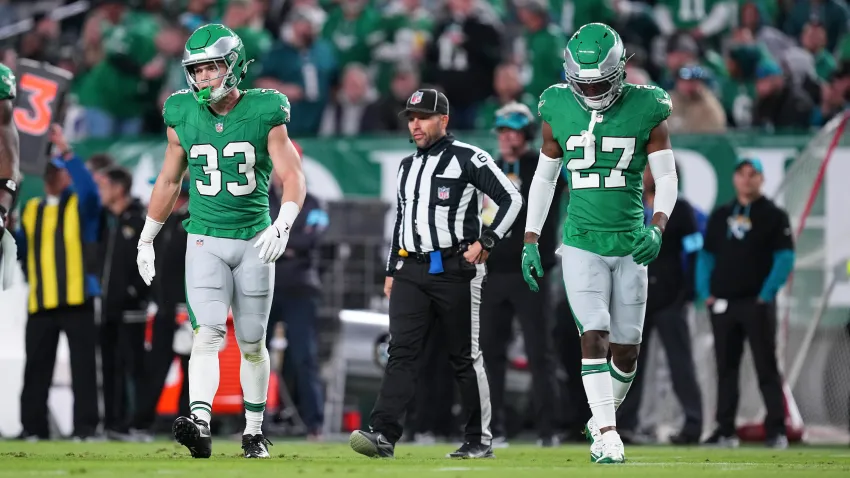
[0,229,23,291]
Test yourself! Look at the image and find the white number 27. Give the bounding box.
[565,136,636,190]
[190,141,257,197]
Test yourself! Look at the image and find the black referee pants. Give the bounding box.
[481,272,559,439]
[710,298,786,438]
[20,303,99,438]
[370,255,492,445]
[406,319,457,438]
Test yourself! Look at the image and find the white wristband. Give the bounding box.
[140,216,164,243]
[275,201,300,233]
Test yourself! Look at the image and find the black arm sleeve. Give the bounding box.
[463,151,523,238]
[386,195,402,277]
[677,200,700,302]
[770,208,794,251]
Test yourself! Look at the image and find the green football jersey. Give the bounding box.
[539,82,672,256]
[0,63,16,100]
[163,88,291,240]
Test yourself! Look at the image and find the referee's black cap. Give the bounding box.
[398,89,450,118]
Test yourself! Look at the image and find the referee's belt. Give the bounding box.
[399,244,468,263]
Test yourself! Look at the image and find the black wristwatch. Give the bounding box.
[478,229,499,252]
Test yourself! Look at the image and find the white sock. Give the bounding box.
[582,358,616,429]
[238,339,270,436]
[189,326,225,426]
[610,361,637,410]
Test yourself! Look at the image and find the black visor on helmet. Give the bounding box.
[575,79,615,98]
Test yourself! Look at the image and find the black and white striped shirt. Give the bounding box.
[386,134,523,275]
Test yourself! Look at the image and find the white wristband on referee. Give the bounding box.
[140,216,164,243]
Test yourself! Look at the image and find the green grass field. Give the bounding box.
[1,440,849,477]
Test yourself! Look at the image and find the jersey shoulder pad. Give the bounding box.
[162,89,195,128]
[537,84,571,124]
[627,83,672,126]
[247,88,291,126]
[0,63,16,100]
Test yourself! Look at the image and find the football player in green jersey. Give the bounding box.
[0,62,20,289]
[135,25,306,459]
[521,23,679,464]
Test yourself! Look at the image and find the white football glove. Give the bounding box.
[137,239,156,286]
[137,216,163,286]
[254,221,290,264]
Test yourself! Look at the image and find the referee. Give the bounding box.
[350,89,523,459]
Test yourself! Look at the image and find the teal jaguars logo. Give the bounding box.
[374,333,391,370]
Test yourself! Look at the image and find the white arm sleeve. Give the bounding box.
[647,149,678,220]
[525,150,563,235]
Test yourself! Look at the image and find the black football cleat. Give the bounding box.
[349,430,395,458]
[446,442,495,459]
[242,434,272,458]
[173,414,212,458]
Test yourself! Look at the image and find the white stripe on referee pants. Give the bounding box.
[470,263,493,443]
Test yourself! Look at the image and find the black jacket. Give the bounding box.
[647,198,700,313]
[101,198,150,321]
[704,196,794,300]
[152,201,190,317]
[425,11,502,107]
[487,149,565,273]
[269,188,327,294]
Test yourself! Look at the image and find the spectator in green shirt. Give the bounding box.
[514,0,565,100]
[223,0,272,88]
[654,0,736,40]
[475,62,536,131]
[800,21,836,82]
[556,0,617,36]
[719,37,779,128]
[256,5,338,137]
[322,0,383,72]
[372,0,433,96]
[76,1,162,138]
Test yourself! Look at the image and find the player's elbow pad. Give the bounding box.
[648,149,678,220]
[525,150,562,235]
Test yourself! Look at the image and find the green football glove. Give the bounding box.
[631,225,663,266]
[522,243,544,292]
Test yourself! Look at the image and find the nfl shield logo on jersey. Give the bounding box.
[410,91,423,105]
[196,238,204,247]
[437,186,450,200]
[215,122,223,133]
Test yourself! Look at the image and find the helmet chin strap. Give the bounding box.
[581,109,599,147]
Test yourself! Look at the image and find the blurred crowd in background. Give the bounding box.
[3,0,850,444]
[2,0,850,141]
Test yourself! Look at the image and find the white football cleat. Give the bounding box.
[585,417,603,463]
[596,431,625,464]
